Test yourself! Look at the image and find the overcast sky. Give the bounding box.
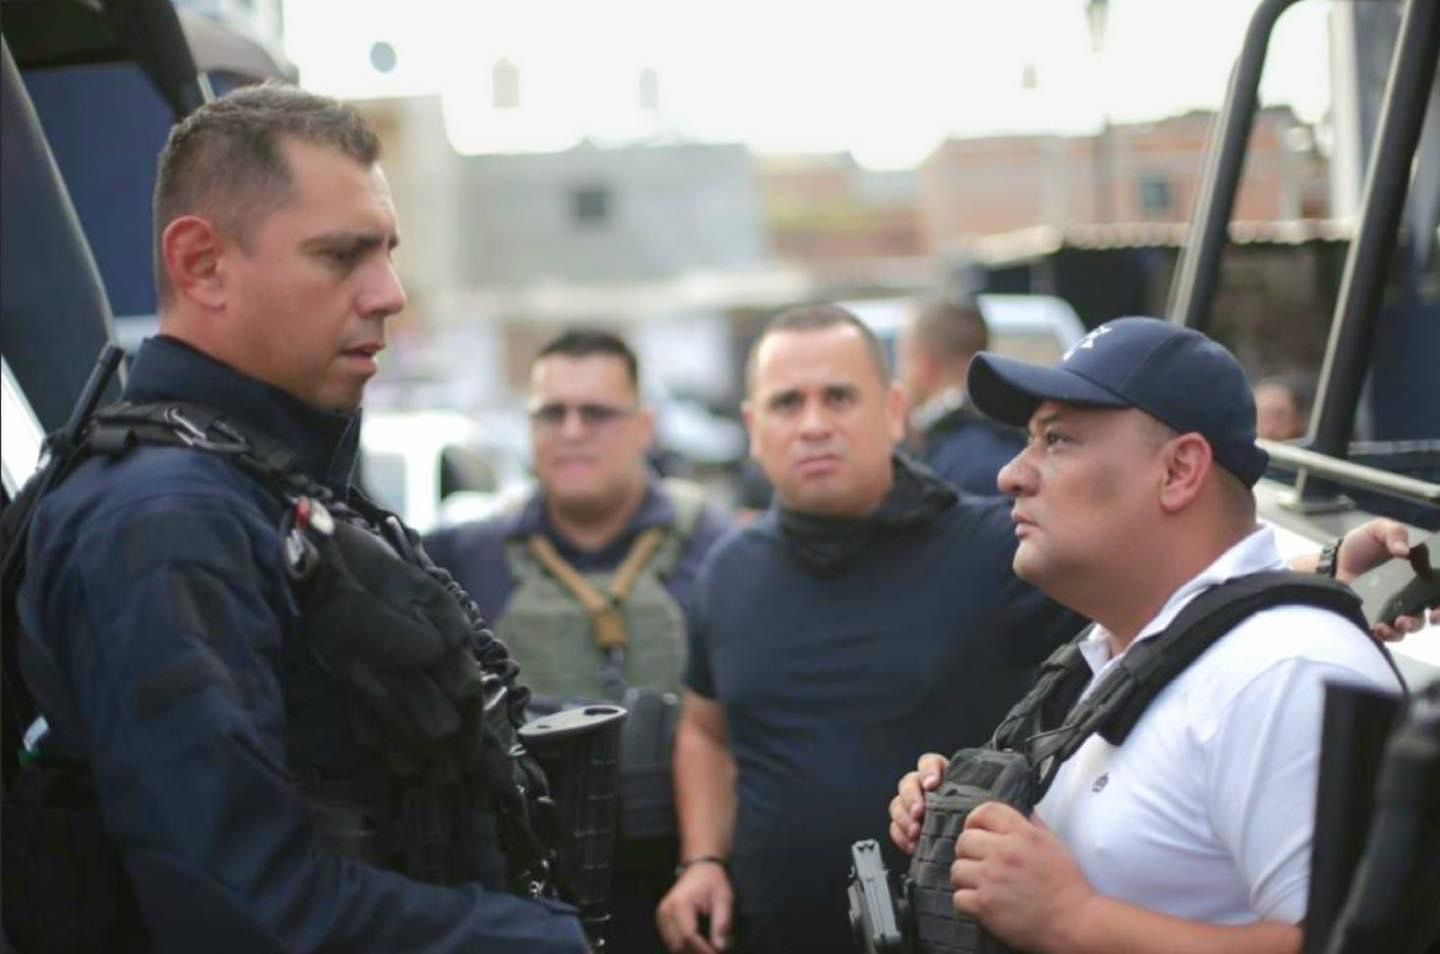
[282,0,1334,168]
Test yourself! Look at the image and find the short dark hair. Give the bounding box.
[534,328,640,389]
[746,303,890,393]
[911,298,989,364]
[1255,371,1315,415]
[153,83,381,302]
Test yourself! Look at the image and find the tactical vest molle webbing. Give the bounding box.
[10,401,554,895]
[497,479,707,705]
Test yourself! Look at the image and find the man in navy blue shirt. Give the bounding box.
[15,86,584,952]
[899,298,1025,496]
[655,304,1082,954]
[424,329,730,953]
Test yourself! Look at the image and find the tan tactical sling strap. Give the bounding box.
[656,477,708,548]
[525,527,668,651]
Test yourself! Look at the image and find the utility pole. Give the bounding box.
[1086,0,1113,224]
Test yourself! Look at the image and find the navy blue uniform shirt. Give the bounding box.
[17,336,585,953]
[686,493,1083,954]
[922,412,1026,497]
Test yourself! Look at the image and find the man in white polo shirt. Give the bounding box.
[889,317,1403,953]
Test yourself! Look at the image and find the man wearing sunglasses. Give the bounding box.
[424,328,731,953]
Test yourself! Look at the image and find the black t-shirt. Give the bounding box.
[685,495,1083,954]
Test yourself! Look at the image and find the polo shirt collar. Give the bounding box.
[1079,525,1284,675]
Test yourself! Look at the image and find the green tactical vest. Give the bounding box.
[498,479,708,704]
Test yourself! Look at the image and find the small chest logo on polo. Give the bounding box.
[1091,772,1110,794]
[1064,324,1113,362]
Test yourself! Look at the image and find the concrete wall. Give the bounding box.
[456,142,767,286]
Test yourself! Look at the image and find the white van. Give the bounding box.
[360,410,531,534]
[838,293,1088,372]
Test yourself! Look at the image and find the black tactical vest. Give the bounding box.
[2,400,557,952]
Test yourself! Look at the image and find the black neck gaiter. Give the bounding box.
[777,454,957,576]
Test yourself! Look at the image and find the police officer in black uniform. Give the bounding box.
[898,298,1024,496]
[7,85,586,952]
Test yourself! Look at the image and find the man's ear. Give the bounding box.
[161,216,226,309]
[637,405,657,450]
[903,346,937,400]
[1158,433,1213,513]
[741,399,758,461]
[919,350,942,390]
[955,354,974,388]
[887,382,908,445]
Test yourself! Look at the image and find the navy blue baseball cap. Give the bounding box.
[968,317,1268,486]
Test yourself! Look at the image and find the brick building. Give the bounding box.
[758,153,925,266]
[920,106,1329,252]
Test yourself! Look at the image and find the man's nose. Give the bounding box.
[558,407,589,440]
[360,260,407,321]
[997,445,1035,496]
[797,398,832,438]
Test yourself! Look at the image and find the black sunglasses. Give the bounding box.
[529,402,635,429]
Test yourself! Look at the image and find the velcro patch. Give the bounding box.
[119,507,255,579]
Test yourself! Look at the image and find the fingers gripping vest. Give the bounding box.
[496,479,706,705]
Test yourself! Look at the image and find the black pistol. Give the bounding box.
[847,747,1033,954]
[848,840,909,953]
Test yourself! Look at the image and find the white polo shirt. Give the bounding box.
[1033,526,1401,925]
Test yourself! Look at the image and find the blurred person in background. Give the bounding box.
[730,459,773,527]
[423,328,731,954]
[1253,371,1315,442]
[656,304,1084,954]
[899,297,1025,495]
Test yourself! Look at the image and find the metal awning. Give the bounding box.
[967,219,1353,265]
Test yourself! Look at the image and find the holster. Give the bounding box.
[617,686,680,843]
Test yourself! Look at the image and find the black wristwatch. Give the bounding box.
[1316,535,1344,579]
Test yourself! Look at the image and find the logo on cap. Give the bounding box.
[1063,324,1113,362]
